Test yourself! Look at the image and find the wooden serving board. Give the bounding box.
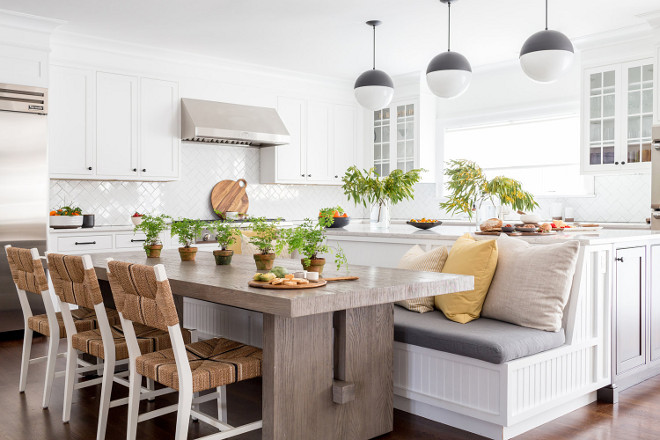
[211,179,249,218]
[475,231,522,236]
[248,279,327,290]
[322,276,359,282]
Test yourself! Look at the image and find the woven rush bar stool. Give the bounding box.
[4,245,100,409]
[48,253,191,440]
[107,260,263,440]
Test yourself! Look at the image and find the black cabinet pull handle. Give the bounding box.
[142,168,146,172]
[88,166,93,170]
[615,257,624,262]
[130,239,145,243]
[74,241,96,245]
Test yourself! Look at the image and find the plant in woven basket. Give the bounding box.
[133,214,170,257]
[280,216,347,274]
[439,159,538,220]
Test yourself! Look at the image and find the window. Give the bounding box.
[444,115,594,197]
[373,102,416,175]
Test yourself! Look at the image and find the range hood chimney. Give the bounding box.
[181,98,290,147]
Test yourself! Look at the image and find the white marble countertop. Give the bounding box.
[324,223,660,245]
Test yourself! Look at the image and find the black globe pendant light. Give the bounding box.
[520,0,574,82]
[426,0,472,99]
[354,20,394,111]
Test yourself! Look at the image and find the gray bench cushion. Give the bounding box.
[394,306,565,364]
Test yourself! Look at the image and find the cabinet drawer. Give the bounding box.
[57,235,113,252]
[115,232,147,249]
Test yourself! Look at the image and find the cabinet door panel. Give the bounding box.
[96,72,138,177]
[49,66,95,175]
[333,104,356,183]
[139,78,179,178]
[276,97,306,182]
[615,246,646,374]
[650,245,660,361]
[306,102,333,182]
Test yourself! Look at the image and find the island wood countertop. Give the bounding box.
[89,250,473,318]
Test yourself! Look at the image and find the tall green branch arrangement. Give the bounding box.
[439,159,538,220]
[341,166,425,220]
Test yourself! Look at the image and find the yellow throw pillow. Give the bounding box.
[395,245,449,313]
[435,234,498,323]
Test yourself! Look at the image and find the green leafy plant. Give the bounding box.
[134,214,170,250]
[439,159,538,220]
[281,218,347,271]
[341,166,424,221]
[211,220,241,251]
[248,217,282,255]
[170,218,206,248]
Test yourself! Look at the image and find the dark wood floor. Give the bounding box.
[2,335,660,440]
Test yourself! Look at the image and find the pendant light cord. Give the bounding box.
[372,23,376,70]
[447,1,452,51]
[545,0,548,30]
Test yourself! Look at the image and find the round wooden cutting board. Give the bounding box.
[211,179,249,217]
[248,280,327,290]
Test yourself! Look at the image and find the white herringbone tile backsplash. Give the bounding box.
[50,144,651,225]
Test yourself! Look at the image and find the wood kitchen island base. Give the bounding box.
[263,304,393,440]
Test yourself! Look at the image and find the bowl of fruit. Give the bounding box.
[407,218,443,230]
[49,204,83,229]
[131,212,143,226]
[319,206,350,228]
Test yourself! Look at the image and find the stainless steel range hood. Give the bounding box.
[181,98,290,147]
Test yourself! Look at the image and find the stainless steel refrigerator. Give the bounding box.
[0,83,49,333]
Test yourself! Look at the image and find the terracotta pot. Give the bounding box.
[254,253,276,271]
[145,244,163,258]
[302,257,326,275]
[178,247,198,261]
[213,249,234,265]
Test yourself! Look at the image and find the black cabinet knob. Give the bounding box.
[301,174,305,177]
[132,168,137,172]
[88,166,92,170]
[615,161,619,165]
[622,161,626,165]
[335,175,338,178]
[307,174,311,177]
[142,169,146,172]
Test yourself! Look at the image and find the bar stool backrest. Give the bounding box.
[107,261,180,332]
[5,246,48,296]
[47,253,103,308]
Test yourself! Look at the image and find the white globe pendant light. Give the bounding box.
[426,0,472,99]
[354,20,394,111]
[520,0,574,83]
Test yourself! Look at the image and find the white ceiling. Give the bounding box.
[1,0,659,80]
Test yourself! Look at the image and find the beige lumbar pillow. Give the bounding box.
[395,245,449,313]
[481,234,580,332]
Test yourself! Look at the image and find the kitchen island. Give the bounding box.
[89,250,473,440]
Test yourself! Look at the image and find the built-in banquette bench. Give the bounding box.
[391,239,612,440]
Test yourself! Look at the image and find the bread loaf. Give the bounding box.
[480,218,503,232]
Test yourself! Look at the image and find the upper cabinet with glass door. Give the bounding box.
[582,59,655,174]
[372,101,418,176]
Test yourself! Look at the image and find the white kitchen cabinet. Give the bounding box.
[139,77,180,179]
[49,65,96,176]
[581,59,656,174]
[48,67,180,181]
[372,100,418,176]
[260,97,357,185]
[96,72,139,177]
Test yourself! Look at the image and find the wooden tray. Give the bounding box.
[475,231,557,236]
[248,279,327,290]
[475,231,521,236]
[211,179,249,218]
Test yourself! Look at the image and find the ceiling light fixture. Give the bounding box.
[519,0,574,83]
[354,20,394,111]
[426,0,472,99]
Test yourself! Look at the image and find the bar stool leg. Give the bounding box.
[19,328,33,393]
[126,369,142,440]
[217,386,227,422]
[146,378,155,401]
[174,385,193,440]
[62,343,78,422]
[96,354,115,440]
[42,335,59,409]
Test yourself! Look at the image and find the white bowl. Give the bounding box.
[131,216,143,226]
[520,214,541,224]
[50,216,83,229]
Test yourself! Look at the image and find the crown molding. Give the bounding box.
[0,9,64,34]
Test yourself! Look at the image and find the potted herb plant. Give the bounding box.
[439,159,538,224]
[341,166,424,228]
[211,220,240,265]
[281,214,347,275]
[249,217,282,271]
[170,218,206,261]
[133,214,170,258]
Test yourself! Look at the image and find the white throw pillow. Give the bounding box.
[481,235,580,332]
[395,245,449,313]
